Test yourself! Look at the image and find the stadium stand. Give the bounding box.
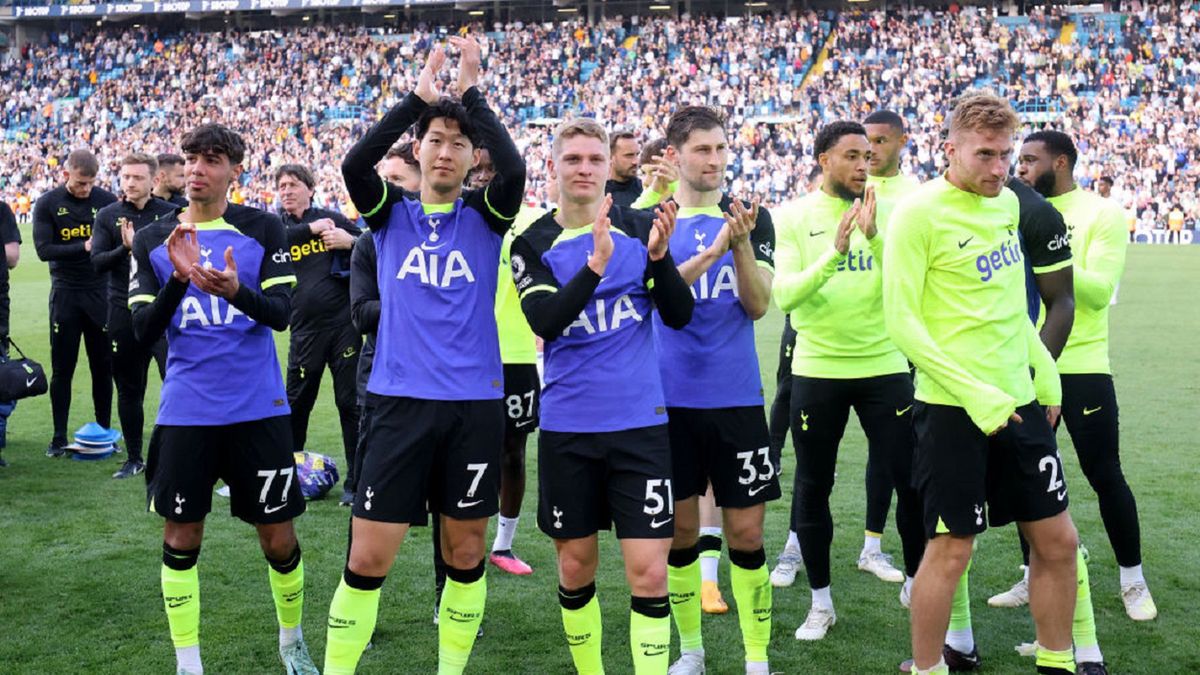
[0,2,1195,232]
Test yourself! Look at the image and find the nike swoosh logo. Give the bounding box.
[567,638,588,646]
[643,650,667,657]
[748,484,769,497]
[25,377,37,387]
[514,420,534,428]
[1083,407,1102,416]
[649,517,673,529]
[757,615,771,623]
[1057,489,1067,502]
[420,241,446,251]
[670,597,691,605]
[449,615,474,623]
[958,237,974,249]
[896,405,913,416]
[167,601,189,608]
[458,499,484,508]
[809,230,825,237]
[263,503,288,514]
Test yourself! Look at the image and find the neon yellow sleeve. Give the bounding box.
[771,206,844,313]
[1026,320,1062,406]
[1073,202,1128,311]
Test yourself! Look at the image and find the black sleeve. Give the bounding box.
[512,234,600,342]
[341,92,430,230]
[350,233,380,334]
[33,194,87,261]
[90,207,126,273]
[460,86,526,235]
[227,215,293,331]
[284,217,313,245]
[1021,197,1072,271]
[129,229,186,344]
[647,253,694,329]
[0,202,18,244]
[334,212,363,237]
[751,205,776,270]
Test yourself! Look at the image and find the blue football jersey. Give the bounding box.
[129,205,295,425]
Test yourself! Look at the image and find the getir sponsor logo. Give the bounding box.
[291,238,325,262]
[835,249,874,272]
[976,237,1023,282]
[61,224,92,240]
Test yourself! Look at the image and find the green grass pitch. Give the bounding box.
[0,239,1197,673]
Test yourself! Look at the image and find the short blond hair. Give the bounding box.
[121,152,159,174]
[552,118,609,158]
[949,93,1019,136]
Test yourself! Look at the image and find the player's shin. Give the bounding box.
[667,545,704,652]
[162,543,202,673]
[324,568,384,675]
[561,582,604,675]
[729,547,771,665]
[630,595,670,674]
[438,561,487,675]
[267,545,304,645]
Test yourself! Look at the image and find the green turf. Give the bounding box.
[0,239,1197,674]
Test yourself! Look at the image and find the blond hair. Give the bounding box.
[552,118,609,158]
[121,152,159,174]
[949,93,1019,136]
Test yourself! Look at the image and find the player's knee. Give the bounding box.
[723,519,763,552]
[445,544,484,571]
[672,520,699,548]
[347,545,395,578]
[163,522,204,551]
[627,562,668,597]
[926,535,973,575]
[558,552,597,588]
[256,523,298,560]
[1028,521,1078,565]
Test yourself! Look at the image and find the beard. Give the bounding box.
[831,179,864,202]
[1032,170,1057,198]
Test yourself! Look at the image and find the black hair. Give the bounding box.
[640,137,669,166]
[863,110,906,133]
[666,106,726,148]
[66,149,100,177]
[415,97,479,146]
[156,153,185,168]
[1023,130,1078,171]
[180,124,247,165]
[814,121,867,158]
[274,163,315,190]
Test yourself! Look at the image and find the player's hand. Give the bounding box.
[643,154,678,196]
[588,194,614,276]
[321,227,356,250]
[308,217,335,235]
[166,223,199,281]
[724,198,759,248]
[858,185,878,239]
[84,236,93,253]
[834,199,860,255]
[648,200,677,262]
[712,220,733,255]
[989,411,1024,436]
[191,246,241,299]
[1045,405,1061,429]
[448,35,482,93]
[415,46,447,105]
[120,219,135,250]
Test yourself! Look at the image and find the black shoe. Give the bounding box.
[944,644,982,671]
[1077,663,1109,675]
[112,459,145,479]
[46,442,67,458]
[339,489,353,507]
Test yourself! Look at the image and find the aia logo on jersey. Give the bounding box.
[397,246,476,288]
[178,295,250,328]
[565,294,644,336]
[976,238,1024,282]
[692,264,740,300]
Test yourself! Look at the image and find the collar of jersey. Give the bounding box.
[421,202,455,215]
[676,205,724,219]
[188,216,237,231]
[550,210,632,248]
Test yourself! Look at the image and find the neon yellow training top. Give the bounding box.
[883,177,1061,434]
[773,189,908,379]
[495,205,544,364]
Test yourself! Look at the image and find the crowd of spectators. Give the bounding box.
[0,3,1195,231]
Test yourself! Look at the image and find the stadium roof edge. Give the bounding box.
[1,0,524,21]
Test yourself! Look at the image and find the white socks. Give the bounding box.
[1119,564,1145,586]
[1076,643,1104,664]
[493,515,519,552]
[862,532,882,555]
[811,585,833,610]
[176,645,203,674]
[785,530,800,552]
[945,627,974,653]
[280,624,302,648]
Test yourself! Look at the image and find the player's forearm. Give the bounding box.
[351,297,380,334]
[731,241,771,320]
[678,245,723,285]
[519,264,601,341]
[131,276,188,344]
[1073,266,1118,311]
[229,284,292,332]
[342,92,429,213]
[33,220,87,261]
[285,222,313,245]
[631,184,673,210]
[464,87,525,225]
[772,247,841,313]
[1026,320,1062,406]
[648,253,694,329]
[90,227,126,272]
